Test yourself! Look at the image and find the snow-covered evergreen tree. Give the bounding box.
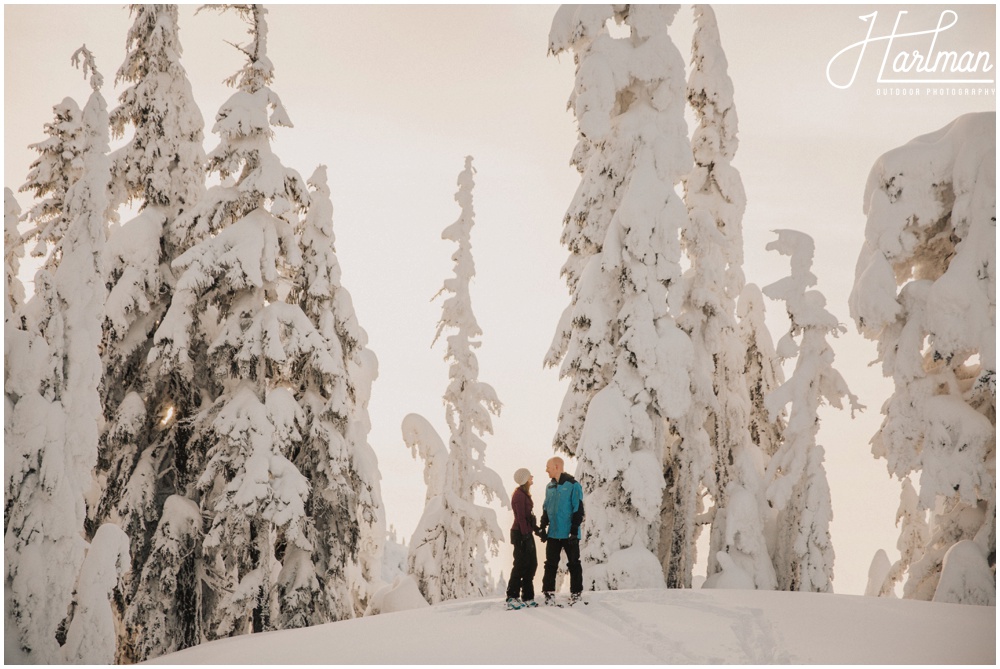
[149,4,384,640]
[149,4,317,639]
[4,271,76,665]
[93,6,208,660]
[6,46,122,663]
[57,45,126,663]
[763,229,863,593]
[676,4,774,590]
[5,186,27,549]
[544,5,629,459]
[284,165,386,623]
[849,112,995,604]
[17,98,83,265]
[548,5,693,590]
[404,157,509,604]
[381,526,410,586]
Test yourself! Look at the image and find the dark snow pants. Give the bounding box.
[542,537,583,594]
[507,530,538,601]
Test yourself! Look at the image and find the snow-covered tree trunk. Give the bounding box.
[763,229,863,593]
[849,112,995,604]
[548,5,693,591]
[405,158,509,604]
[93,6,208,660]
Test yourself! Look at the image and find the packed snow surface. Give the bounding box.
[152,588,993,664]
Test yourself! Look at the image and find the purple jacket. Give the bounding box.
[511,487,534,536]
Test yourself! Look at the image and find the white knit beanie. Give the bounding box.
[513,468,532,486]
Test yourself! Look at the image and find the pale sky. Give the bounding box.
[4,4,996,596]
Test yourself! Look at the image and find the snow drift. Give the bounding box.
[152,588,994,665]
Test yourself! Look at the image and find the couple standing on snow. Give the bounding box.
[506,456,585,609]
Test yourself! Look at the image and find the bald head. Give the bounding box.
[545,457,564,480]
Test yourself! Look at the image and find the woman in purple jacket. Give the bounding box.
[506,468,539,609]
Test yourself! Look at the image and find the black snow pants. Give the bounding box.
[506,530,538,601]
[542,537,583,595]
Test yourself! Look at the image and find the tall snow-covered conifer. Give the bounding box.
[93,7,208,660]
[404,157,509,604]
[849,112,995,604]
[6,46,126,663]
[5,267,74,664]
[544,6,627,459]
[58,46,131,664]
[284,165,386,623]
[679,5,774,590]
[149,4,385,640]
[548,5,694,590]
[149,4,317,639]
[763,229,862,593]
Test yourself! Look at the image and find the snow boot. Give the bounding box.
[505,597,525,610]
[522,599,538,608]
[568,593,583,606]
[543,592,557,606]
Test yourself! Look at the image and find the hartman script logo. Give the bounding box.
[827,10,995,89]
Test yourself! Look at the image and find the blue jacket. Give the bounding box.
[541,473,584,540]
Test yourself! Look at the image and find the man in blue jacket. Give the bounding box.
[538,456,584,604]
